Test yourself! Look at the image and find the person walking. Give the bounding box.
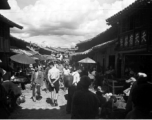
[31,65,44,102]
[66,67,81,114]
[71,76,100,119]
[56,61,64,89]
[43,63,52,93]
[48,62,60,106]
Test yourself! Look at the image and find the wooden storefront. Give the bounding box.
[106,0,152,79]
[0,14,23,70]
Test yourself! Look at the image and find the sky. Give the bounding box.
[0,0,135,48]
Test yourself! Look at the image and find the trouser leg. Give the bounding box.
[66,87,72,113]
[37,84,41,96]
[66,86,76,113]
[32,84,36,97]
[51,91,54,104]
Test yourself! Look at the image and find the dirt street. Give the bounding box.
[9,84,71,119]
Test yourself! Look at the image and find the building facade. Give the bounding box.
[106,0,152,78]
[0,14,23,70]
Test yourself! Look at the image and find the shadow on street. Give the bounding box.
[9,105,70,119]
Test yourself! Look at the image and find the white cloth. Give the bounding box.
[72,71,80,84]
[88,72,95,80]
[123,87,131,96]
[138,72,147,77]
[48,66,60,80]
[0,68,6,75]
[126,77,136,83]
[63,68,70,75]
[58,54,63,61]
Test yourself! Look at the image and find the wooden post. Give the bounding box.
[115,53,118,78]
[121,54,125,77]
[112,80,115,94]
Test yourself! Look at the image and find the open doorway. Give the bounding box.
[125,54,152,81]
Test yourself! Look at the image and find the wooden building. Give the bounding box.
[72,26,117,72]
[10,36,37,56]
[0,0,10,9]
[10,36,30,50]
[0,14,23,70]
[106,0,152,79]
[39,46,54,55]
[76,27,117,52]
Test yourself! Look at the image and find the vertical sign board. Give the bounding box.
[135,32,140,46]
[0,37,3,51]
[141,30,147,44]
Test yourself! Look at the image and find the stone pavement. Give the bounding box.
[9,84,71,119]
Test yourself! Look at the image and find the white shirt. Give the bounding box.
[72,71,80,84]
[48,66,60,80]
[63,68,70,75]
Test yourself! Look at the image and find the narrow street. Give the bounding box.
[9,84,71,119]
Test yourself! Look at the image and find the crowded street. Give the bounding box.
[1,0,152,119]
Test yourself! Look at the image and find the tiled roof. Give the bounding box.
[71,39,116,56]
[106,0,152,25]
[0,14,23,29]
[76,27,117,51]
[10,48,36,56]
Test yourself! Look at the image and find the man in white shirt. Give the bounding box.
[48,62,60,106]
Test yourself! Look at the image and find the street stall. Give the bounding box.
[78,57,96,64]
[46,55,57,61]
[31,53,47,61]
[78,57,96,69]
[10,53,35,89]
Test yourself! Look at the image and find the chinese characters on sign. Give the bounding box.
[119,30,147,48]
[124,36,128,47]
[141,31,147,44]
[135,33,139,45]
[129,34,133,46]
[120,38,123,47]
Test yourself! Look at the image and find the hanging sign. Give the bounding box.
[129,34,133,46]
[141,31,147,44]
[135,33,140,45]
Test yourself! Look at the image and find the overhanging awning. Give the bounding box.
[0,14,23,29]
[71,39,116,56]
[70,48,92,56]
[10,48,36,56]
[92,39,116,51]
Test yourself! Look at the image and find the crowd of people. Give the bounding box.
[1,57,152,119]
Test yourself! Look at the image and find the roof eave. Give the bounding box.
[0,0,11,9]
[0,14,23,29]
[106,0,150,25]
[10,24,23,30]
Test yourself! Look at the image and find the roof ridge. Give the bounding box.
[106,0,151,24]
